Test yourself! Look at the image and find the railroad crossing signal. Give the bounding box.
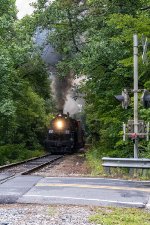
[115,89,130,109]
[115,89,150,109]
[123,120,149,141]
[141,90,150,108]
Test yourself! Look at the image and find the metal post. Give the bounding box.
[133,34,138,158]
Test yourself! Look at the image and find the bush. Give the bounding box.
[0,144,44,166]
[86,146,104,176]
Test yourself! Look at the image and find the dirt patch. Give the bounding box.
[33,153,92,177]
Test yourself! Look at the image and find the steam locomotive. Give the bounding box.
[44,112,85,154]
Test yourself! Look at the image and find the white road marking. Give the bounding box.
[24,194,145,206]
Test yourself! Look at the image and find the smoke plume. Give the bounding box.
[52,71,73,111]
[34,29,83,114]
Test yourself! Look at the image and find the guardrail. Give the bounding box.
[102,157,150,174]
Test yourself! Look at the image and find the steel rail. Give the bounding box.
[0,154,63,184]
[21,155,63,175]
[0,154,52,170]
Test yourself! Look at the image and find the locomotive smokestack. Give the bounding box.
[59,109,63,115]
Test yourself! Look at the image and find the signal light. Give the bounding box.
[115,95,124,101]
[115,89,130,109]
[141,90,150,108]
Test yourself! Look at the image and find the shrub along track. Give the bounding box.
[0,154,63,183]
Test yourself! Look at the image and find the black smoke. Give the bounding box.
[34,28,73,112]
[52,72,73,111]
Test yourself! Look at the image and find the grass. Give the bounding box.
[86,149,104,176]
[86,148,150,180]
[89,207,150,225]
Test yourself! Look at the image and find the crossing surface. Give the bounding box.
[0,175,150,207]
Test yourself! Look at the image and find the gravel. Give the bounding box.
[0,204,95,225]
[32,154,91,177]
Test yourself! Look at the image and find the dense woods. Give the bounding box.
[0,0,54,163]
[0,0,150,164]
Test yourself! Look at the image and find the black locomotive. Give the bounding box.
[44,112,85,154]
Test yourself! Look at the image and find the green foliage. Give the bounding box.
[0,144,44,165]
[1,0,150,164]
[89,207,150,225]
[86,147,104,176]
[81,7,150,159]
[32,0,150,161]
[0,0,54,158]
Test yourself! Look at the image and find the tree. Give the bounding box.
[0,0,53,148]
[31,0,150,156]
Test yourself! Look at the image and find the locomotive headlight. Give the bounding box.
[56,120,64,129]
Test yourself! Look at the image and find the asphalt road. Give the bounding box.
[0,175,149,208]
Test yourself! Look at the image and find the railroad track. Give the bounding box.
[0,154,63,183]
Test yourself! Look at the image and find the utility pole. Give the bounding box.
[133,34,138,158]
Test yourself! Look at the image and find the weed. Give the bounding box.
[86,147,150,180]
[89,207,150,225]
[48,206,57,216]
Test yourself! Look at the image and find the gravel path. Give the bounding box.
[0,204,95,225]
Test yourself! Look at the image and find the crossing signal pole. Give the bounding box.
[116,34,149,158]
[133,34,139,158]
